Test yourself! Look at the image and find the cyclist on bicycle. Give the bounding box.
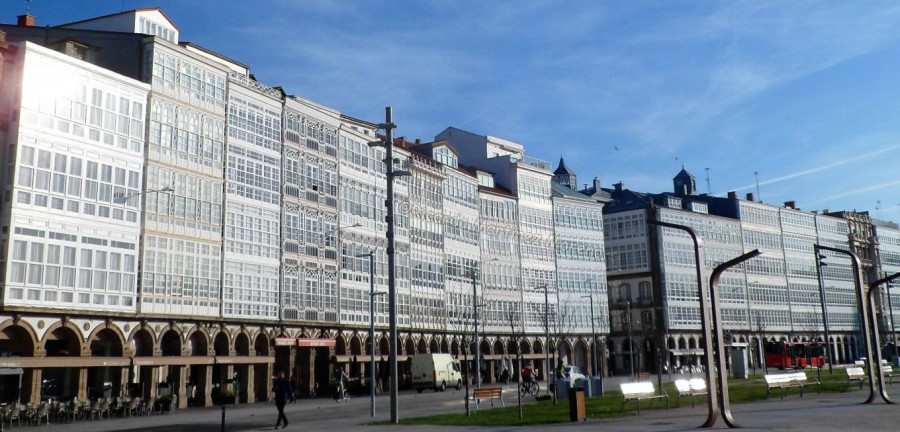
[522,362,534,385]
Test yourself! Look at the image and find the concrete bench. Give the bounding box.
[471,387,504,410]
[882,365,894,385]
[846,367,866,390]
[765,372,812,399]
[621,381,668,413]
[674,378,707,408]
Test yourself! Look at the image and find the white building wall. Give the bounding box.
[221,74,282,320]
[336,123,394,327]
[2,43,149,313]
[139,42,228,318]
[281,97,341,323]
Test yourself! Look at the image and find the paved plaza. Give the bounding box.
[16,375,900,431]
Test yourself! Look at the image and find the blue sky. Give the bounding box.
[7,1,900,219]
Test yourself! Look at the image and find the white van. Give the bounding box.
[411,354,462,392]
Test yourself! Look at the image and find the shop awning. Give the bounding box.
[0,357,131,368]
[296,338,336,348]
[214,355,274,365]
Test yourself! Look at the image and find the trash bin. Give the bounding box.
[568,387,586,422]
[590,377,603,396]
[556,379,570,399]
[574,377,590,397]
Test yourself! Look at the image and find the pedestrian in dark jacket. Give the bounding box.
[273,371,294,429]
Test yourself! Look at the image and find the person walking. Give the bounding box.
[273,371,294,429]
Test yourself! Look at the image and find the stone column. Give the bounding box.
[176,366,188,409]
[245,365,255,403]
[25,368,41,404]
[287,347,297,381]
[77,367,89,401]
[265,362,274,402]
[306,350,316,394]
[119,368,129,398]
[149,367,160,398]
[202,365,213,407]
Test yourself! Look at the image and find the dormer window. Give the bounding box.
[478,172,495,188]
[140,17,176,43]
[433,146,458,168]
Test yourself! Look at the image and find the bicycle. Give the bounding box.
[519,379,540,397]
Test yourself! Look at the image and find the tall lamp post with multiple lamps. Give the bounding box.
[367,108,409,424]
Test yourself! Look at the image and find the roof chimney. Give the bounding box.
[784,200,795,209]
[614,182,624,193]
[746,193,755,202]
[17,14,35,27]
[415,138,421,145]
[727,191,737,199]
[593,177,602,192]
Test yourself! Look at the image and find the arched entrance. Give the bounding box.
[0,324,34,403]
[42,325,82,400]
[87,328,125,402]
[187,330,209,406]
[160,329,184,405]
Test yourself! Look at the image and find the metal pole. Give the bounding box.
[582,293,600,395]
[889,281,898,364]
[220,404,225,432]
[382,107,399,423]
[814,245,833,374]
[473,270,480,388]
[368,252,377,417]
[589,295,598,378]
[544,284,550,391]
[817,244,880,404]
[627,299,634,379]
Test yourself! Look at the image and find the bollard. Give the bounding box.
[221,404,226,432]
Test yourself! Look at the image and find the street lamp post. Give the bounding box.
[813,245,833,374]
[581,293,602,395]
[367,107,409,423]
[471,270,481,388]
[543,284,551,394]
[357,251,384,418]
[626,299,635,380]
[888,280,898,364]
[113,186,175,204]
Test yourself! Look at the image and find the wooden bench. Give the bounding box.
[846,366,866,390]
[764,372,811,399]
[620,381,668,413]
[471,387,504,410]
[674,378,707,408]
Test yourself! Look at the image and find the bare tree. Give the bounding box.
[506,310,524,420]
[546,302,579,406]
[753,310,768,374]
[449,303,476,416]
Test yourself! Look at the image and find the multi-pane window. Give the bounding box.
[148,99,225,175]
[225,144,281,205]
[224,202,280,259]
[227,95,282,153]
[149,49,226,113]
[7,227,136,311]
[15,141,141,223]
[20,51,146,155]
